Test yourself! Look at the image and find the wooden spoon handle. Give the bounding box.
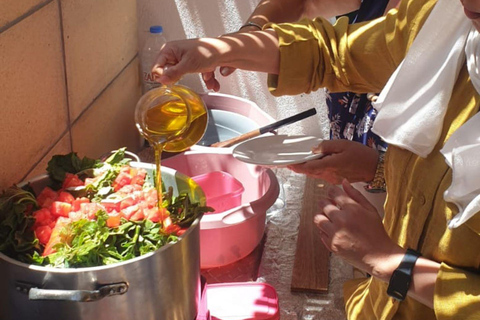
[210,129,261,148]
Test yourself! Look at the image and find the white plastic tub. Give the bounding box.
[193,92,276,150]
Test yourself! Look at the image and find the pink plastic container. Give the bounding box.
[162,150,279,268]
[206,282,280,320]
[192,171,245,213]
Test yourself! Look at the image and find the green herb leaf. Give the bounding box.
[47,152,99,189]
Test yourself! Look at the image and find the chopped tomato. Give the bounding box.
[36,187,58,208]
[144,206,168,223]
[57,191,75,204]
[119,196,136,210]
[162,216,181,234]
[68,210,85,221]
[121,204,140,220]
[43,217,71,256]
[80,202,104,220]
[130,168,146,186]
[176,228,188,236]
[117,184,143,195]
[32,208,54,227]
[62,173,84,189]
[101,199,121,213]
[129,208,145,221]
[35,225,52,245]
[106,210,122,228]
[51,201,72,218]
[130,175,145,186]
[72,197,90,212]
[143,188,158,208]
[112,169,132,192]
[144,207,160,222]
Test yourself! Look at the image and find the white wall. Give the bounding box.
[136,0,330,139]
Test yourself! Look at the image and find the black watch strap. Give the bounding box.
[387,248,421,301]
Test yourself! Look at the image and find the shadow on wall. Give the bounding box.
[135,0,329,139]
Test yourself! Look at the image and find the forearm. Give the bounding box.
[244,0,361,28]
[371,248,439,309]
[408,258,439,309]
[216,29,280,73]
[154,29,280,84]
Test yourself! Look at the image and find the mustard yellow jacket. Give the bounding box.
[266,0,480,319]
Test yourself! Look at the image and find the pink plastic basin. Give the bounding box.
[192,171,245,213]
[206,282,280,320]
[162,149,279,268]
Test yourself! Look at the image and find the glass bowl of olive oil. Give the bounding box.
[135,84,208,152]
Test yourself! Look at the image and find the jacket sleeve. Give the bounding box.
[434,263,480,319]
[265,0,437,96]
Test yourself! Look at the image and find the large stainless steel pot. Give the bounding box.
[0,162,205,320]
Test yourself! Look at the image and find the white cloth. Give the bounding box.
[371,0,471,157]
[440,113,480,228]
[466,27,480,93]
[370,0,480,228]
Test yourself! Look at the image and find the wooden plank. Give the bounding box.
[290,177,330,293]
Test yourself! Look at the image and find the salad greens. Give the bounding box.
[0,186,40,263]
[33,212,178,268]
[0,148,212,268]
[47,151,101,190]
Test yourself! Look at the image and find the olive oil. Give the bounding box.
[135,85,208,209]
[144,99,190,144]
[162,85,208,152]
[153,143,164,208]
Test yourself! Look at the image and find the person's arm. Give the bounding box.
[316,180,440,308]
[319,180,480,315]
[153,29,280,89]
[153,0,432,94]
[216,0,362,81]
[241,0,361,30]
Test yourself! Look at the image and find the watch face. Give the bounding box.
[387,270,411,301]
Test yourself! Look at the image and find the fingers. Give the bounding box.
[287,162,309,173]
[327,180,377,213]
[220,66,236,76]
[286,157,344,184]
[287,155,332,173]
[326,183,357,210]
[312,139,348,154]
[152,63,177,85]
[202,71,214,82]
[315,198,339,236]
[202,72,221,91]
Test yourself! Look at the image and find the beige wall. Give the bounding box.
[0,0,142,190]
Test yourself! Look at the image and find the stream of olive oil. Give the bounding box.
[153,143,164,208]
[145,101,188,208]
[144,97,207,209]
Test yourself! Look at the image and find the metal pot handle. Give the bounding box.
[18,282,128,302]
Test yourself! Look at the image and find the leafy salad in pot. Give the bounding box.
[0,148,213,268]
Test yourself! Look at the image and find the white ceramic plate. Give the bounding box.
[232,135,324,167]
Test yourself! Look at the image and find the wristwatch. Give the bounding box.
[387,248,421,301]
